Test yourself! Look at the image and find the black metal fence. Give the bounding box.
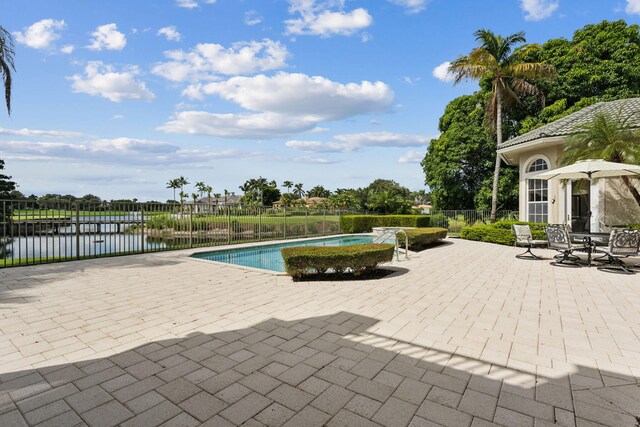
[0,200,363,268]
[429,210,519,235]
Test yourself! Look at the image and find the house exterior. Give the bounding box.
[497,97,640,232]
[192,194,242,213]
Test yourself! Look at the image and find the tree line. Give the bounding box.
[164,175,431,214]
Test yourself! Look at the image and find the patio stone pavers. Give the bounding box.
[0,238,639,426]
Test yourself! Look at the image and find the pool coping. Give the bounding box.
[184,233,378,276]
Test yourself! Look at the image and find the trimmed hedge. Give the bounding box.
[460,219,547,246]
[340,215,430,233]
[404,228,448,251]
[281,243,394,281]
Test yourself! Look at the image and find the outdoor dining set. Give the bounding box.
[513,224,640,274]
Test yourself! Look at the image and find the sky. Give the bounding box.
[2,0,639,201]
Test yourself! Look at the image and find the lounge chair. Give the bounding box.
[596,229,640,274]
[512,224,546,259]
[546,224,583,267]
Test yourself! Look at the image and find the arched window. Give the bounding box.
[526,158,549,223]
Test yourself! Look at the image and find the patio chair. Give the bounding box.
[596,229,640,274]
[545,224,583,267]
[512,224,546,260]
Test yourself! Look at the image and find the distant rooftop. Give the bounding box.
[499,97,640,149]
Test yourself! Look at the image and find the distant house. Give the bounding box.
[193,194,242,213]
[413,204,432,214]
[497,97,640,232]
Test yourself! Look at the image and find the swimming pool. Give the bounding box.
[192,235,374,272]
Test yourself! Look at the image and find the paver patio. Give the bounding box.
[0,238,639,426]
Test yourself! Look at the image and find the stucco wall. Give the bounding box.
[603,178,640,227]
[517,144,564,224]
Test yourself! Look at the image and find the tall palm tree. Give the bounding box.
[195,181,206,197]
[213,193,221,206]
[177,176,189,193]
[559,111,640,207]
[283,180,293,194]
[224,189,229,205]
[203,185,213,211]
[179,190,187,205]
[166,178,180,201]
[449,29,555,222]
[0,27,15,115]
[293,183,305,199]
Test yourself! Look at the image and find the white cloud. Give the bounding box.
[285,0,373,37]
[432,61,454,82]
[176,0,217,8]
[60,44,74,54]
[159,111,317,139]
[111,114,125,120]
[87,23,127,51]
[0,137,245,166]
[187,72,394,121]
[244,10,263,26]
[520,0,559,21]
[152,39,289,82]
[389,0,428,14]
[286,131,429,153]
[398,150,425,163]
[14,19,65,49]
[69,62,155,103]
[627,0,640,14]
[0,127,87,138]
[157,26,181,41]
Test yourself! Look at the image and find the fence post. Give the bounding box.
[227,206,231,244]
[258,207,262,241]
[323,209,326,235]
[305,208,308,237]
[75,203,80,260]
[187,204,192,248]
[139,203,145,253]
[283,206,287,239]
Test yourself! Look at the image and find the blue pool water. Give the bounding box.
[192,235,374,272]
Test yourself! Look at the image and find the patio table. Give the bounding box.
[569,232,610,266]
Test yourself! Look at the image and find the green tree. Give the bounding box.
[293,183,305,199]
[449,29,555,222]
[282,180,293,194]
[307,185,331,198]
[0,159,16,197]
[329,189,360,210]
[195,181,206,197]
[177,176,189,192]
[0,26,15,115]
[278,192,295,207]
[559,111,640,207]
[166,178,180,202]
[368,190,412,214]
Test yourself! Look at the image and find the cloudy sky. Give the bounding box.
[2,0,639,200]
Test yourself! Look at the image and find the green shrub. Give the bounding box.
[403,228,448,251]
[460,221,547,246]
[340,215,430,233]
[281,243,394,280]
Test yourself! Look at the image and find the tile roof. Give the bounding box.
[499,97,640,149]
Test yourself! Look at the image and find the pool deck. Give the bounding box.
[0,238,639,426]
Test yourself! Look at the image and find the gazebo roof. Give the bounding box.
[498,97,640,150]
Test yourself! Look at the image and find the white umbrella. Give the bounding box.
[534,159,640,180]
[533,159,640,233]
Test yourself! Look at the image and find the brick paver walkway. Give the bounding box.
[0,238,639,426]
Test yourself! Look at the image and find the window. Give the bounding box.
[526,159,549,223]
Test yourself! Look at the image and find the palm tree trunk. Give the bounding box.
[490,92,502,223]
[621,176,640,208]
